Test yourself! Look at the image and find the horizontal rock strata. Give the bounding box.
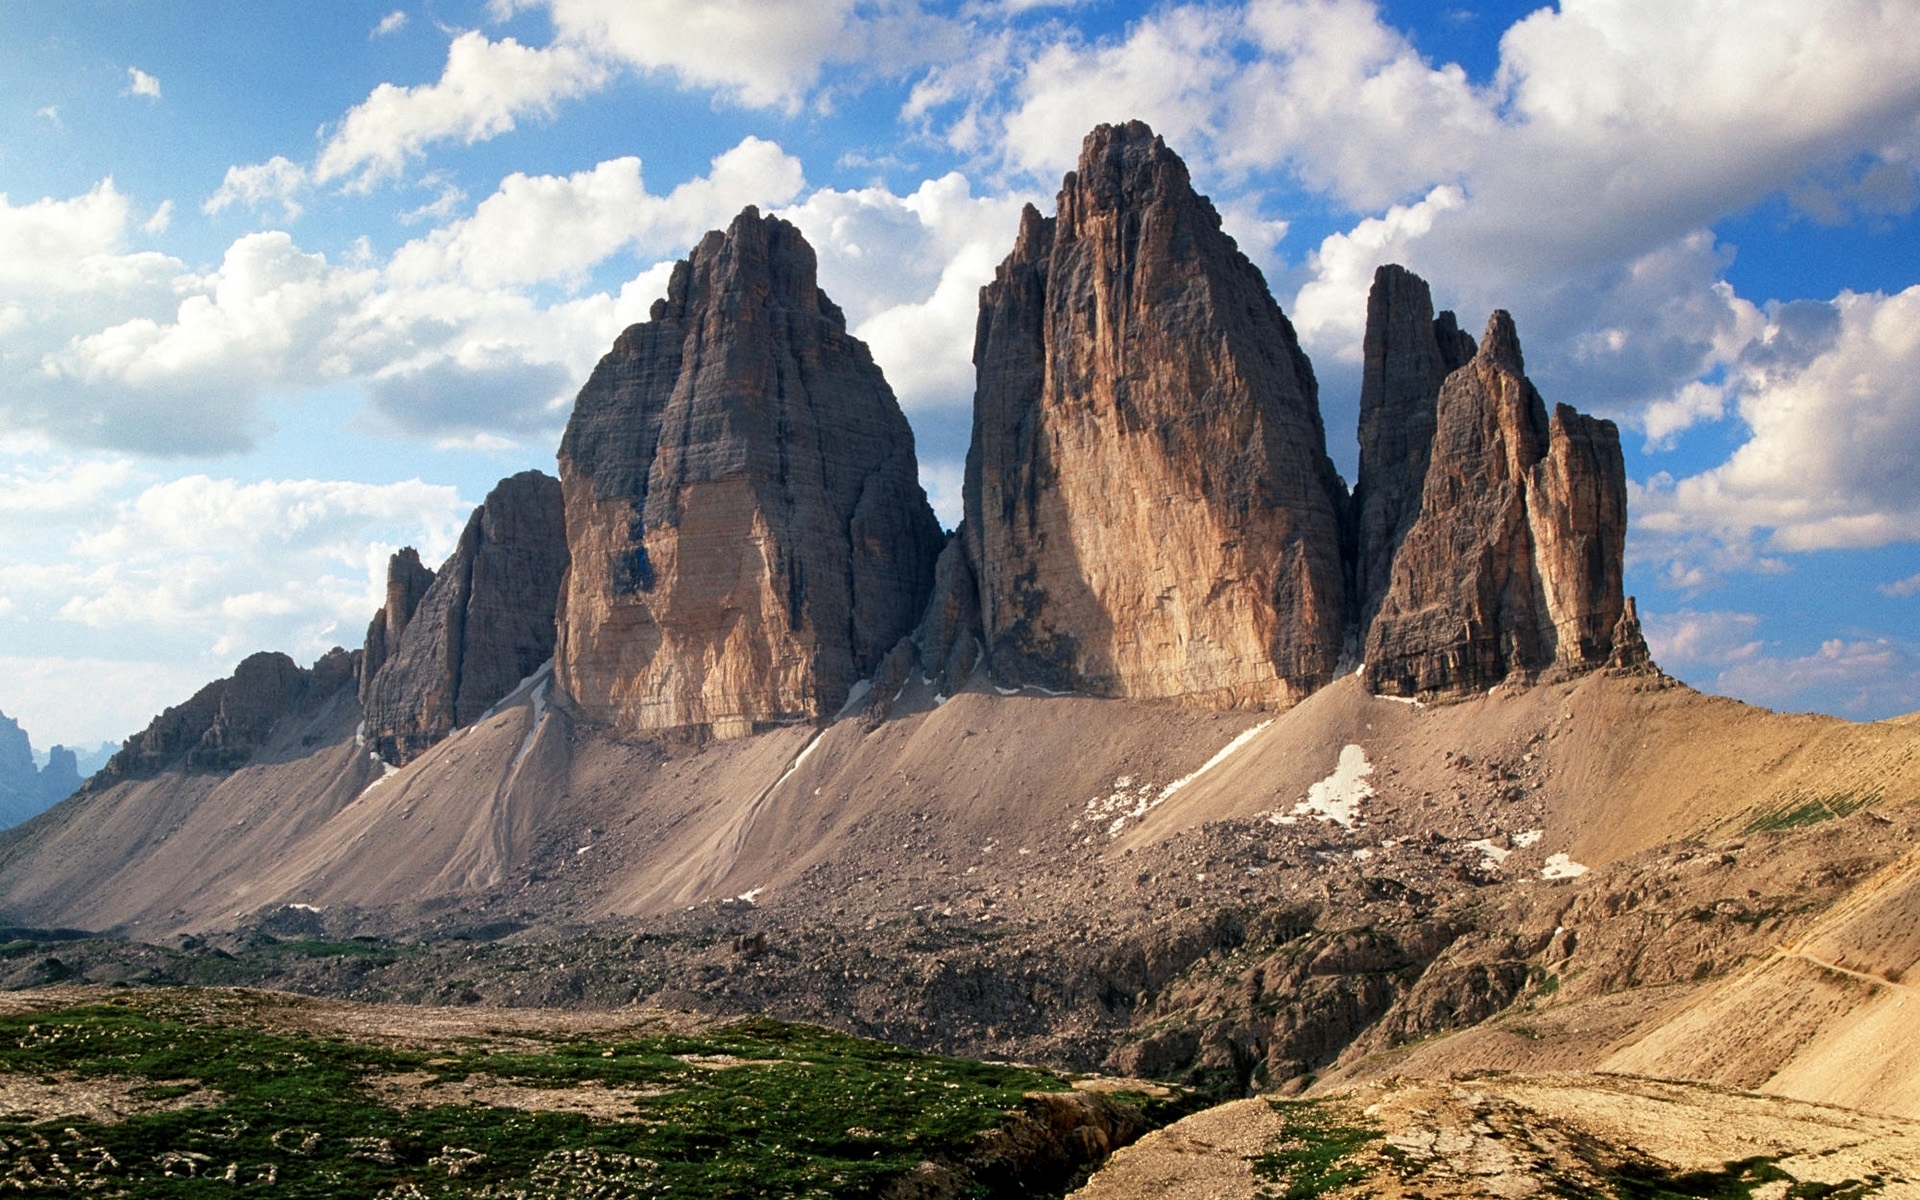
[361,470,569,764]
[556,207,943,738]
[961,121,1348,708]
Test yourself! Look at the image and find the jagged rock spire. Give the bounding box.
[1362,307,1636,695]
[554,207,943,739]
[958,120,1348,708]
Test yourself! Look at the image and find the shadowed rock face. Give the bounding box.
[361,470,569,764]
[962,121,1348,708]
[555,207,943,739]
[1351,265,1477,635]
[1363,310,1636,696]
[358,547,435,709]
[90,648,358,783]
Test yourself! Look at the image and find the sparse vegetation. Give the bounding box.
[0,990,1144,1198]
[1743,791,1878,834]
[1248,1099,1381,1199]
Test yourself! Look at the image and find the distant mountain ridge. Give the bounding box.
[0,711,83,830]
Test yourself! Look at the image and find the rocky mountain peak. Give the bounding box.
[555,206,942,739]
[360,470,568,764]
[1361,291,1639,696]
[359,546,434,709]
[957,120,1348,708]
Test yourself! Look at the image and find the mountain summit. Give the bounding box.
[956,121,1349,707]
[554,207,943,739]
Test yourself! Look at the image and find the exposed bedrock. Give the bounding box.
[1361,307,1640,696]
[358,546,434,710]
[555,207,943,739]
[1350,264,1477,635]
[360,470,569,764]
[961,120,1349,708]
[89,647,358,784]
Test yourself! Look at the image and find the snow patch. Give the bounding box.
[993,685,1019,696]
[732,887,764,905]
[1513,829,1544,848]
[766,730,825,799]
[1378,694,1423,708]
[286,903,321,913]
[1467,838,1512,868]
[478,658,554,724]
[507,672,552,775]
[357,752,399,796]
[835,678,873,718]
[1084,720,1273,837]
[353,721,365,749]
[1276,744,1374,828]
[1542,853,1589,880]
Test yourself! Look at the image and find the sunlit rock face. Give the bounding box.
[1362,309,1637,696]
[962,120,1349,708]
[361,470,569,764]
[555,207,943,739]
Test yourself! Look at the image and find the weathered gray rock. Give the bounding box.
[962,121,1347,707]
[1363,311,1634,696]
[554,207,944,739]
[90,648,357,784]
[358,547,434,709]
[361,470,569,764]
[1351,265,1476,634]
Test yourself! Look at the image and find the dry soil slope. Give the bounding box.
[1,668,1917,946]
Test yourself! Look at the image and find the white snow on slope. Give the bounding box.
[1542,853,1589,879]
[1273,744,1374,828]
[1084,719,1274,837]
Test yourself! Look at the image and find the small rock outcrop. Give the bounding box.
[358,547,434,709]
[1350,264,1476,633]
[90,648,357,784]
[360,470,569,764]
[555,208,943,738]
[1363,310,1635,696]
[960,121,1348,707]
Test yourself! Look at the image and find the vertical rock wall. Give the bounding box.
[1361,310,1635,696]
[962,121,1348,708]
[361,470,569,763]
[554,208,943,739]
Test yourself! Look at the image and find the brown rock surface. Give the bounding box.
[358,547,434,708]
[1363,310,1632,697]
[90,648,355,782]
[1351,264,1476,633]
[554,207,942,739]
[361,470,568,764]
[962,121,1347,707]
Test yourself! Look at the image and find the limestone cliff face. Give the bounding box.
[962,121,1347,707]
[361,470,568,764]
[1351,265,1476,634]
[91,648,357,784]
[555,207,943,739]
[1362,311,1636,696]
[358,547,434,709]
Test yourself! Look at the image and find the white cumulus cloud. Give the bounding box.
[123,68,161,101]
[314,32,608,191]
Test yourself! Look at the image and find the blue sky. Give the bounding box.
[0,0,1917,748]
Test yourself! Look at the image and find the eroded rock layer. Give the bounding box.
[1363,311,1635,696]
[90,648,357,783]
[361,470,568,763]
[556,208,942,738]
[962,121,1347,707]
[1351,264,1476,634]
[358,547,434,709]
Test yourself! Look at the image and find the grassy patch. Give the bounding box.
[0,991,1114,1198]
[1591,1156,1885,1200]
[1744,792,1877,835]
[1249,1099,1381,1200]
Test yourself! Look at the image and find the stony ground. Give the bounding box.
[1073,1073,1920,1199]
